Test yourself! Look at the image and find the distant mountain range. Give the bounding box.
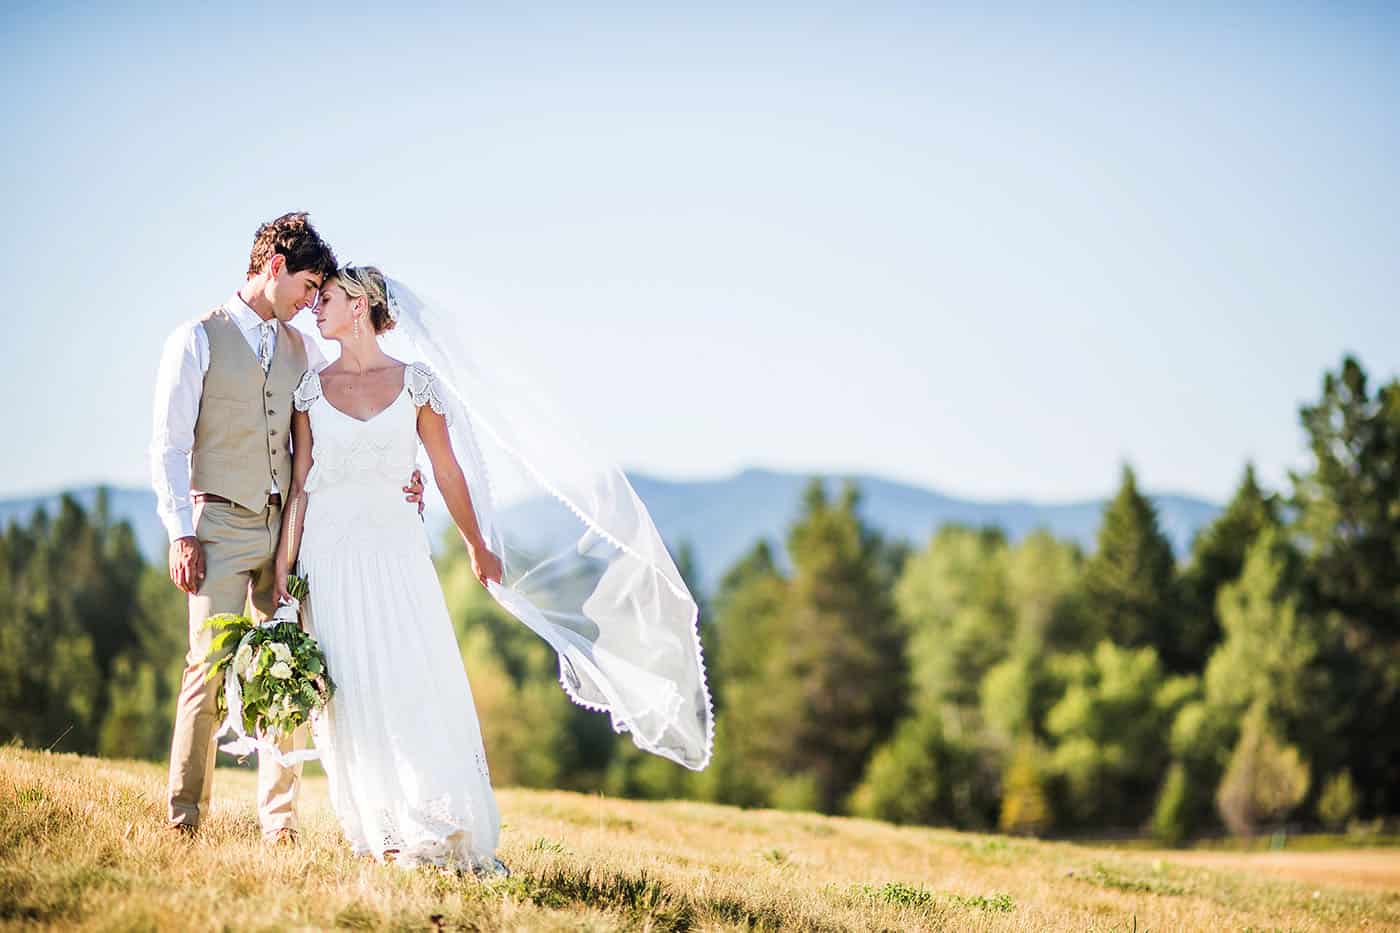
[0,470,1220,593]
[630,468,1221,584]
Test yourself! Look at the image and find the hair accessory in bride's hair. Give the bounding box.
[335,264,395,333]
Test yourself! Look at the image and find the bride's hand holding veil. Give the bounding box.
[468,542,504,589]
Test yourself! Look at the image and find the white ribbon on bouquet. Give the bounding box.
[212,595,322,767]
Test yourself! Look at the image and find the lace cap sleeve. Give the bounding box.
[406,362,452,425]
[292,369,322,412]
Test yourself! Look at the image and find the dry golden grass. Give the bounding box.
[3,745,1399,931]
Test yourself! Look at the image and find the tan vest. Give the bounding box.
[189,308,308,512]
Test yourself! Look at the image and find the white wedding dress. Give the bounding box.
[292,361,505,873]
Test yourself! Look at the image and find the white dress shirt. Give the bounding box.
[150,294,326,542]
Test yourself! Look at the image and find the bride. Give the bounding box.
[275,265,505,872]
[273,265,712,873]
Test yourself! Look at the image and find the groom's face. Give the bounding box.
[267,256,325,323]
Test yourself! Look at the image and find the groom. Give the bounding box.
[151,212,424,844]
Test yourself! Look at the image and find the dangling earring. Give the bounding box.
[353,315,361,339]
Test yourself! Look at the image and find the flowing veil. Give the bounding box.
[382,278,713,770]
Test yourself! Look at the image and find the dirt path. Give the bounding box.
[1162,849,1400,893]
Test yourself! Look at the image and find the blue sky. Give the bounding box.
[2,3,1396,504]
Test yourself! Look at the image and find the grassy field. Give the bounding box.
[3,746,1398,931]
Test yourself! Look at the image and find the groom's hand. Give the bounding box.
[169,536,205,595]
[403,469,426,517]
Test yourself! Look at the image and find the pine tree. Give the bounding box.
[1180,463,1282,666]
[762,478,909,812]
[702,539,789,806]
[1081,465,1184,668]
[711,539,785,704]
[1293,357,1400,636]
[1291,356,1400,813]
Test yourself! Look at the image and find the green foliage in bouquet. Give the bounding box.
[202,573,334,742]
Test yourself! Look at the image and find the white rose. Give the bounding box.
[269,661,294,680]
[233,644,254,679]
[270,642,293,664]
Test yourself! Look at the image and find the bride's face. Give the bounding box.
[314,282,364,340]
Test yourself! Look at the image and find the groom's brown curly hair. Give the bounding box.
[246,211,338,280]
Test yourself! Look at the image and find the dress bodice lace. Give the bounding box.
[293,362,448,553]
[405,362,452,425]
[293,361,449,418]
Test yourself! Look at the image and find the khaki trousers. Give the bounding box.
[166,498,308,837]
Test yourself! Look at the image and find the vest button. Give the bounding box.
[269,429,277,436]
[266,391,273,398]
[267,409,275,416]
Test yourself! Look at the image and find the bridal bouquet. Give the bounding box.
[204,574,335,760]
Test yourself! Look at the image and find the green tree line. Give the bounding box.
[0,490,187,760]
[3,355,1396,842]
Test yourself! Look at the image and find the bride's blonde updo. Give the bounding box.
[332,265,394,333]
